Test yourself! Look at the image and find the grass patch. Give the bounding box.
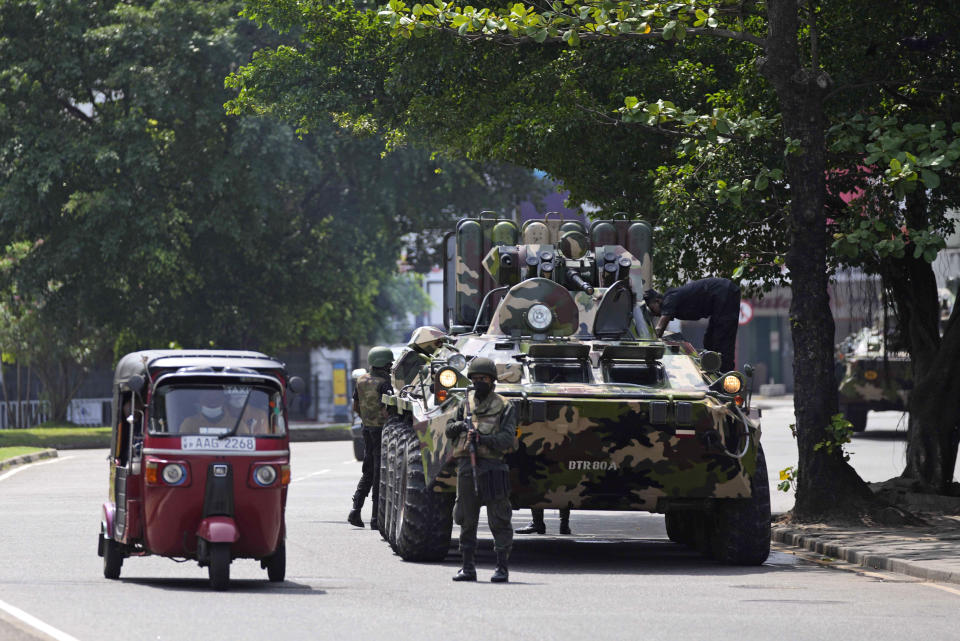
[0,446,46,461]
[0,426,111,450]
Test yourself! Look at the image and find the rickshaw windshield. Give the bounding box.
[149,384,286,437]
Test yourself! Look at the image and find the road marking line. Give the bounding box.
[343,460,357,464]
[293,469,330,482]
[0,598,82,641]
[0,456,74,483]
[921,582,960,597]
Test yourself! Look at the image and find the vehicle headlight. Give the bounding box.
[447,354,467,371]
[722,374,742,394]
[254,465,278,487]
[161,463,186,486]
[438,368,459,388]
[527,304,553,331]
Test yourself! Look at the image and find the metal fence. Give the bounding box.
[0,400,51,429]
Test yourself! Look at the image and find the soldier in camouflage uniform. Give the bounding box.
[348,346,394,529]
[446,357,517,583]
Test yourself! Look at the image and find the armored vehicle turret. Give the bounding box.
[378,213,769,565]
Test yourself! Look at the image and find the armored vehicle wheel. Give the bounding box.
[208,543,231,591]
[265,540,285,582]
[384,423,403,549]
[395,426,455,562]
[101,534,123,580]
[710,446,771,566]
[388,429,411,551]
[664,511,694,546]
[377,420,399,540]
[841,404,868,433]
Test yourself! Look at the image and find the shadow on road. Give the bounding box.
[119,577,322,594]
[414,536,812,580]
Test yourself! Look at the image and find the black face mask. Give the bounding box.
[473,381,492,399]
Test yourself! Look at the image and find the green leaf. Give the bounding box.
[920,169,941,189]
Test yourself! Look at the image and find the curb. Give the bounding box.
[0,448,59,472]
[772,526,960,585]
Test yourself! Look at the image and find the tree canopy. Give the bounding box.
[0,0,544,419]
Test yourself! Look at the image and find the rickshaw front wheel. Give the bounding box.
[208,543,231,591]
[265,540,285,582]
[102,535,123,580]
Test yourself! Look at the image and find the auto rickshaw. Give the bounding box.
[97,350,303,590]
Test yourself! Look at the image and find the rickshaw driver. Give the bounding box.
[179,389,236,434]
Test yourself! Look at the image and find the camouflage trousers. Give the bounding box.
[454,467,513,555]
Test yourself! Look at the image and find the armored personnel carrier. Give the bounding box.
[378,213,769,565]
[836,327,911,432]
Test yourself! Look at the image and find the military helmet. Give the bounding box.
[367,346,394,369]
[467,357,497,380]
[408,326,446,355]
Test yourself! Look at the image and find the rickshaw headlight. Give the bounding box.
[254,465,278,487]
[161,463,186,486]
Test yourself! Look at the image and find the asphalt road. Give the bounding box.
[2,421,960,641]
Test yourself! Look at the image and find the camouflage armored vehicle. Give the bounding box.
[378,213,769,565]
[836,327,911,432]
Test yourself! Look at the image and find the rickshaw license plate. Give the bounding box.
[181,436,255,451]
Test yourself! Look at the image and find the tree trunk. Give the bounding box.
[880,192,960,493]
[762,0,876,520]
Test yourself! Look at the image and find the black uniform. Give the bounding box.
[661,278,741,371]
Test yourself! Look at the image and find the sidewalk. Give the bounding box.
[0,448,58,473]
[772,500,960,585]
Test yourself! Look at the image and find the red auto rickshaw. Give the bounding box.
[98,350,303,590]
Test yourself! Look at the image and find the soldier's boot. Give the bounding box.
[490,550,509,583]
[515,509,545,535]
[559,509,571,535]
[452,551,477,582]
[348,492,365,528]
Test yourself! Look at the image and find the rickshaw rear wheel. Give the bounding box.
[208,543,231,591]
[102,535,123,580]
[266,540,286,582]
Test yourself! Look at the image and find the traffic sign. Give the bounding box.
[739,300,754,326]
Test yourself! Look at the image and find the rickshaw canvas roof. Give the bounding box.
[113,350,286,385]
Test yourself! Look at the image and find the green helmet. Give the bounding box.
[467,357,497,379]
[367,346,394,369]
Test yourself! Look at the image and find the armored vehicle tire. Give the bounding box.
[664,512,694,546]
[383,421,402,548]
[387,429,411,551]
[840,404,868,433]
[378,419,400,540]
[395,426,455,562]
[710,446,771,566]
[102,534,123,580]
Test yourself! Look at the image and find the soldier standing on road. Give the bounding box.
[516,508,571,535]
[446,357,517,583]
[348,346,394,530]
[644,277,742,372]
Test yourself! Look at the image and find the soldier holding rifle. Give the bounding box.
[445,357,517,583]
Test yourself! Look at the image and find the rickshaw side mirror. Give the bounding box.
[287,376,305,395]
[125,375,146,393]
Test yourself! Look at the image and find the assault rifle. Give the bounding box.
[464,385,479,496]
